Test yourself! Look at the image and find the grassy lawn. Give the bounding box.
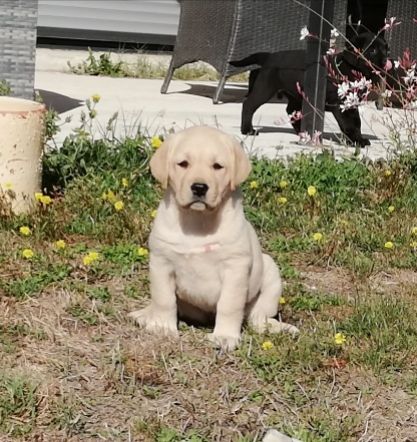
[1,105,417,441]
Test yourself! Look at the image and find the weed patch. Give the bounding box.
[0,373,39,436]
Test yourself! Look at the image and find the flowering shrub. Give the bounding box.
[337,77,373,112]
[294,17,417,149]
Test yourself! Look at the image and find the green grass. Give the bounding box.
[0,373,39,436]
[67,48,248,82]
[0,80,11,96]
[2,101,417,440]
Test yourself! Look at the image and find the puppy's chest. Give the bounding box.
[170,248,224,301]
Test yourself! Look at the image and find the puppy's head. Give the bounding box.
[344,32,389,73]
[150,126,251,211]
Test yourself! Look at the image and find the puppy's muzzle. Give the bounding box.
[191,182,209,198]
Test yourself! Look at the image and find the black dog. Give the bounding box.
[231,32,389,146]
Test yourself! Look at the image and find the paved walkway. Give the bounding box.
[35,48,400,161]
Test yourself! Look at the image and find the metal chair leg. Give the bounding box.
[213,75,227,104]
[161,59,176,94]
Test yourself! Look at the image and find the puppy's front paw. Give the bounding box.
[208,332,241,351]
[128,307,178,337]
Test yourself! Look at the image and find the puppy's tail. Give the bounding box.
[229,52,270,68]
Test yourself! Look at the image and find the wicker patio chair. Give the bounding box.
[385,0,417,59]
[0,0,38,99]
[161,0,347,103]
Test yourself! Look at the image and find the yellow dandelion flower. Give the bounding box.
[40,195,52,206]
[249,180,259,189]
[22,248,34,259]
[91,93,101,103]
[55,240,66,250]
[106,190,117,204]
[411,241,417,249]
[388,205,395,213]
[384,169,392,177]
[34,192,43,202]
[334,332,347,345]
[114,200,124,211]
[89,252,100,260]
[19,226,31,236]
[277,196,288,205]
[384,241,394,249]
[122,178,129,188]
[279,180,288,189]
[151,136,162,149]
[83,256,93,266]
[137,247,149,257]
[279,297,286,305]
[4,182,13,190]
[261,340,274,351]
[151,209,158,218]
[313,232,323,242]
[412,227,417,235]
[83,251,100,266]
[307,185,317,197]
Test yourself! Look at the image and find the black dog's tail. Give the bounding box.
[229,52,270,68]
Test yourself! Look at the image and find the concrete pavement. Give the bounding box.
[34,48,400,160]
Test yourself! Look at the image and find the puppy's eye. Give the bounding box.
[213,163,224,170]
[177,160,189,168]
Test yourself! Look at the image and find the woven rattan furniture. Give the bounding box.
[0,0,38,99]
[161,0,347,104]
[385,0,417,59]
[347,0,417,59]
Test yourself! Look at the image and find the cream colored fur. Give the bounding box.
[129,126,298,350]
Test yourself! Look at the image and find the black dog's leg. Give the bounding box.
[331,106,370,147]
[247,69,259,95]
[241,69,279,135]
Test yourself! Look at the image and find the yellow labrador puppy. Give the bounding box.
[129,126,298,350]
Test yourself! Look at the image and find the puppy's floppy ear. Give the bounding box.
[149,135,173,188]
[229,138,251,190]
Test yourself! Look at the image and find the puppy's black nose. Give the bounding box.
[191,183,208,197]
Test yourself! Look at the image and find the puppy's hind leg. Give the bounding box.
[247,254,299,335]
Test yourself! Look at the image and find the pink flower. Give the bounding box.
[300,26,310,40]
[338,81,350,99]
[299,132,311,144]
[338,76,372,112]
[382,17,401,31]
[311,130,322,145]
[330,28,339,38]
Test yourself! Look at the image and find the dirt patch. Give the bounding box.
[369,269,417,294]
[300,266,356,296]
